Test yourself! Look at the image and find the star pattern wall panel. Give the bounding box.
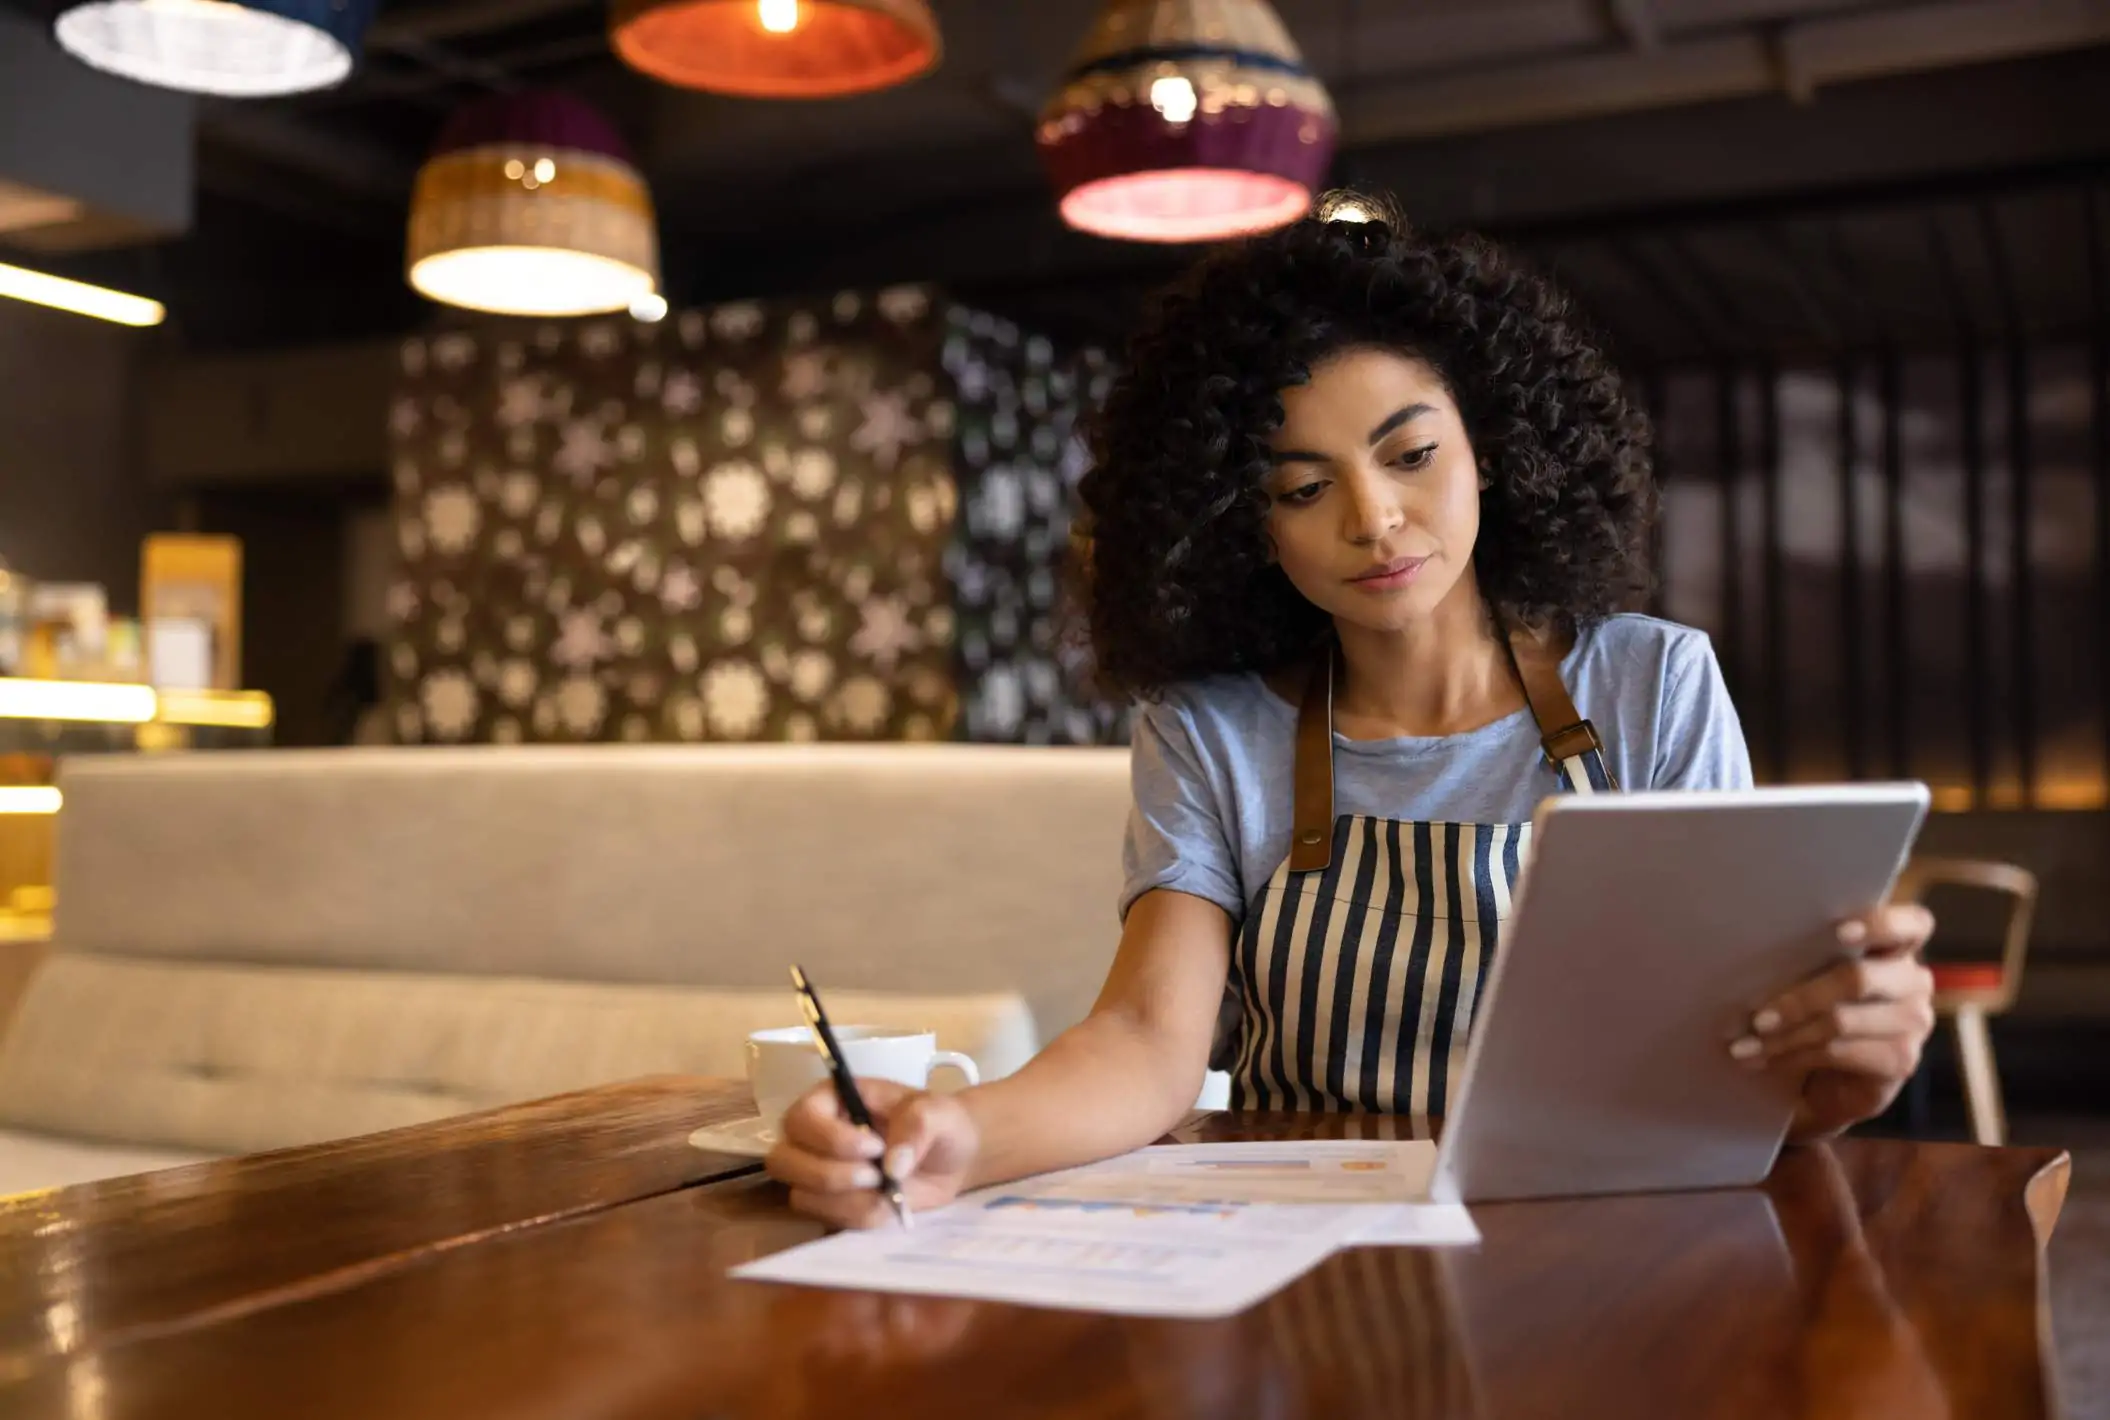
[385,287,960,744]
[942,307,1131,746]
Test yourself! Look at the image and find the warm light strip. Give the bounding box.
[0,261,164,328]
[0,680,158,723]
[155,689,275,729]
[0,680,275,728]
[0,788,61,816]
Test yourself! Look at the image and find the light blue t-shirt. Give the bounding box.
[1121,614,1754,922]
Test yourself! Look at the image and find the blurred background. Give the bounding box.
[1,2,2104,775]
[0,0,2104,1402]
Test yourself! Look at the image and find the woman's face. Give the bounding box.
[1262,347,1483,634]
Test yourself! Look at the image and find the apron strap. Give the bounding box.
[1285,623,1615,874]
[1288,642,1338,874]
[1504,626,1609,773]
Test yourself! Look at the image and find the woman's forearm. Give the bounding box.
[948,888,1230,1191]
[956,1007,1206,1190]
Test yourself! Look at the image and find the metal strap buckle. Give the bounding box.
[1543,720,1603,765]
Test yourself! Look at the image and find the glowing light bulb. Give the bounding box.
[758,0,797,33]
[504,159,525,180]
[1328,201,1374,223]
[533,157,556,183]
[1150,75,1197,124]
[630,291,668,323]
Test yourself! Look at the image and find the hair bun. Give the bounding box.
[1316,187,1399,222]
[1311,189,1404,251]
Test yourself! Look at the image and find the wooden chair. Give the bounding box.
[1890,857,2039,1147]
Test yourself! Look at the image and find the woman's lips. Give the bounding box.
[1348,556,1429,591]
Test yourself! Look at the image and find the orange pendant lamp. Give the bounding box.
[610,0,940,98]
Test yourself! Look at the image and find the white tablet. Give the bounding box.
[1428,783,1930,1204]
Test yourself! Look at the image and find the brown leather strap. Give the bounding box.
[1504,626,1604,767]
[1284,626,1610,874]
[1288,643,1336,873]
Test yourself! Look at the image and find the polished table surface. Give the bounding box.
[0,1077,2071,1418]
[0,1077,758,1371]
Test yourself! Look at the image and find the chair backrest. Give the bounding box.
[1892,855,2039,1012]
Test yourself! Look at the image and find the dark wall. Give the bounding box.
[0,301,167,609]
[190,485,356,747]
[1654,346,2109,810]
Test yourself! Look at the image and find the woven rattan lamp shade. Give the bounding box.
[610,0,940,98]
[406,92,660,318]
[1038,0,1336,243]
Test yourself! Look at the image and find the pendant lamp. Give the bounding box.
[1038,0,1337,244]
[406,92,661,319]
[610,0,939,98]
[53,0,375,97]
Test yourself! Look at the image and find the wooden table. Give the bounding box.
[0,1077,2071,1418]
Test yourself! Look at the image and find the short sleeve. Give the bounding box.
[1120,698,1244,923]
[1652,631,1756,791]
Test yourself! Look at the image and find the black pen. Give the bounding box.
[790,964,912,1229]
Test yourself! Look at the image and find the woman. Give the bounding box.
[769,195,1936,1227]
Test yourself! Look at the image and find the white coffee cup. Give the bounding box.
[746,1026,980,1136]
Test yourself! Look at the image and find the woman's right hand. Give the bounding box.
[765,1079,981,1229]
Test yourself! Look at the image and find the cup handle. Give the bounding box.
[924,1050,980,1093]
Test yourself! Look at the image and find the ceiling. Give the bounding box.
[5,0,2109,363]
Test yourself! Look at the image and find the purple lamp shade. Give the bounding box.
[429,91,637,165]
[1037,0,1337,244]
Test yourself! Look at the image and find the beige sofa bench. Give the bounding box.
[0,745,1168,1193]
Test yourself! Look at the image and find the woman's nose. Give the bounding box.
[1342,471,1404,544]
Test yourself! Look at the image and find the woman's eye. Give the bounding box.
[1391,443,1438,471]
[1276,481,1326,506]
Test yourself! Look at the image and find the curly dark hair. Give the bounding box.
[1075,192,1656,699]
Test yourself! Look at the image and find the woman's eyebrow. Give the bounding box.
[1268,402,1437,464]
[1368,402,1436,444]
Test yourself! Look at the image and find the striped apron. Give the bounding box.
[1226,632,1617,1114]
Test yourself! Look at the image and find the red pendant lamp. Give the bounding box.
[610,0,940,98]
[1038,0,1337,244]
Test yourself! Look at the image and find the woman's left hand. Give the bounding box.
[1732,904,1938,1141]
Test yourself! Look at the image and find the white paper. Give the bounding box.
[1349,1200,1481,1246]
[734,1189,1355,1318]
[1119,1141,1479,1247]
[733,1142,1477,1318]
[1134,1139,1438,1200]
